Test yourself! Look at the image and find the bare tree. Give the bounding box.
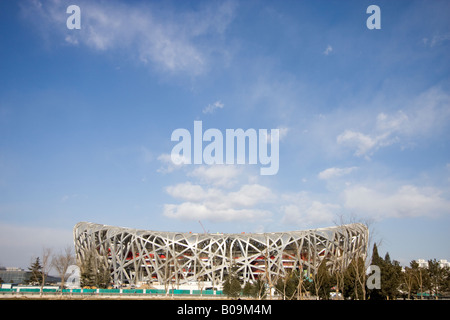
[334,213,378,299]
[402,264,416,299]
[38,247,53,296]
[294,248,307,300]
[311,258,331,299]
[411,260,426,299]
[274,269,299,300]
[350,256,367,300]
[52,245,76,291]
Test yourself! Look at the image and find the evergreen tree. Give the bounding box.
[275,269,301,300]
[383,254,402,300]
[368,247,402,299]
[222,266,242,298]
[96,259,111,288]
[80,248,111,288]
[427,259,446,299]
[80,251,96,287]
[27,257,43,285]
[343,263,355,299]
[309,259,332,299]
[442,266,450,295]
[242,279,267,299]
[242,281,253,297]
[368,243,384,300]
[343,258,366,299]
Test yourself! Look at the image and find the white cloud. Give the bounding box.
[280,192,340,228]
[323,45,333,55]
[260,126,289,144]
[278,180,450,229]
[23,0,236,75]
[228,184,274,207]
[279,127,289,140]
[336,130,378,157]
[318,167,358,180]
[203,101,224,114]
[161,163,450,228]
[157,153,189,173]
[164,181,274,223]
[336,87,450,158]
[163,202,270,222]
[166,182,222,203]
[188,165,241,188]
[423,34,450,47]
[343,184,450,220]
[336,113,405,158]
[375,111,408,134]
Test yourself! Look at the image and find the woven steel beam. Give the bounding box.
[73,222,369,286]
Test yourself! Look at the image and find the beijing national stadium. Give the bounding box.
[73,222,368,288]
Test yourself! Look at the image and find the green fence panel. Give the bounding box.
[146,289,166,294]
[169,289,190,295]
[82,289,96,293]
[0,287,229,296]
[19,288,40,293]
[203,290,215,295]
[192,290,201,295]
[122,289,143,294]
[99,289,120,294]
[192,290,217,295]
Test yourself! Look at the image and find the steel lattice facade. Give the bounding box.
[74,222,368,287]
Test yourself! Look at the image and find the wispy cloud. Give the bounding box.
[188,165,241,188]
[157,153,188,173]
[160,161,450,228]
[280,192,340,227]
[23,0,237,75]
[260,126,289,144]
[336,87,450,158]
[163,181,274,223]
[61,194,80,202]
[422,34,450,47]
[343,184,450,220]
[202,101,224,114]
[318,166,358,180]
[323,44,333,55]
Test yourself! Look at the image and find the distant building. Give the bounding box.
[0,267,31,284]
[414,259,450,269]
[0,267,60,285]
[439,259,450,268]
[417,259,429,268]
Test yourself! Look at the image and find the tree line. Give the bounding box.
[5,245,111,293]
[14,242,450,300]
[223,243,450,300]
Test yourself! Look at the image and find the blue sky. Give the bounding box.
[0,0,449,269]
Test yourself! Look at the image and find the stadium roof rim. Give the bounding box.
[74,221,368,237]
